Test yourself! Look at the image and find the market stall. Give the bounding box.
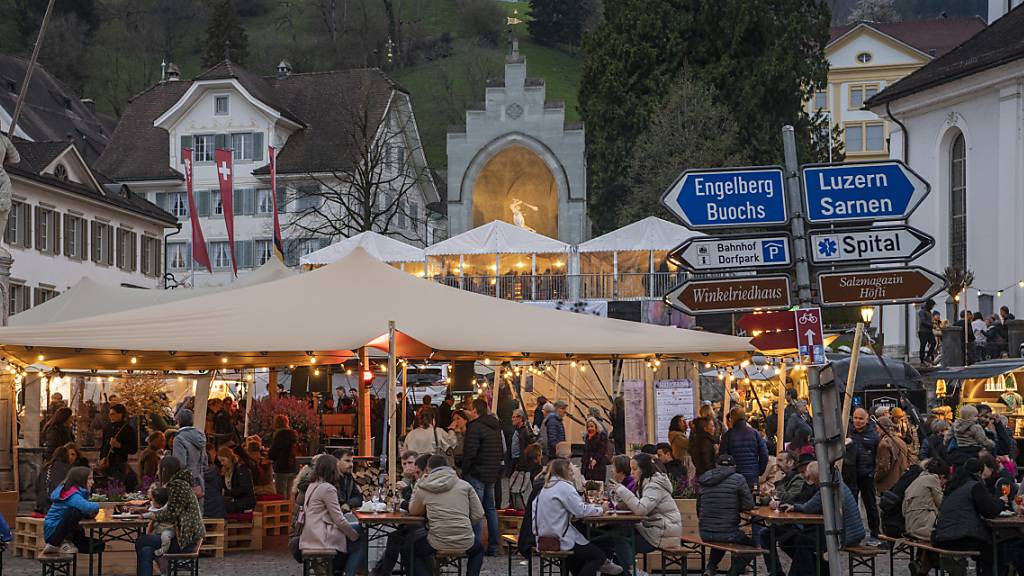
[829,353,925,413]
[299,230,426,276]
[932,359,1024,434]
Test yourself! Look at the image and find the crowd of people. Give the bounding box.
[919,300,1017,365]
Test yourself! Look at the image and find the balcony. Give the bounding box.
[431,271,688,302]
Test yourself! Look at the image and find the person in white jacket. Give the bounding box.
[608,453,683,575]
[534,459,622,576]
[403,412,454,457]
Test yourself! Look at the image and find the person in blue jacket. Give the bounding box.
[42,466,101,555]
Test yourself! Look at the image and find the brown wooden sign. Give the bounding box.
[817,266,945,306]
[664,276,792,315]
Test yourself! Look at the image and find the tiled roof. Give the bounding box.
[867,6,1024,106]
[829,16,986,58]
[195,60,304,126]
[10,140,69,172]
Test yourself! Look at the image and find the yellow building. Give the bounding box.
[815,18,984,161]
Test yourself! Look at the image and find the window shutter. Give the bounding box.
[90,222,98,262]
[116,231,123,269]
[197,190,211,217]
[50,212,60,256]
[33,207,42,251]
[79,221,87,261]
[63,215,71,256]
[106,226,115,266]
[215,133,228,150]
[276,186,288,213]
[155,192,167,211]
[232,189,244,215]
[131,232,138,271]
[253,133,264,161]
[245,188,256,215]
[179,136,193,163]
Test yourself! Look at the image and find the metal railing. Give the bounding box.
[430,272,687,302]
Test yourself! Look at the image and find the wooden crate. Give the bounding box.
[496,512,523,536]
[255,500,291,536]
[201,518,226,558]
[14,516,44,558]
[225,512,263,552]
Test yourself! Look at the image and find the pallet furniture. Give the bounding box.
[14,516,44,558]
[535,548,572,576]
[255,499,291,536]
[200,518,226,558]
[436,549,466,576]
[225,512,264,551]
[303,548,336,576]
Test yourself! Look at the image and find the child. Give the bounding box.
[144,487,176,557]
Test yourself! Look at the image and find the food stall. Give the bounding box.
[931,359,1024,434]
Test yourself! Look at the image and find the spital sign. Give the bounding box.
[817,267,945,306]
[663,276,792,315]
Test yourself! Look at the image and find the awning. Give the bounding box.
[425,220,570,256]
[930,359,1024,381]
[829,354,923,392]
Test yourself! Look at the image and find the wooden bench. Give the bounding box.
[680,535,768,576]
[877,534,975,576]
[655,545,690,576]
[255,499,291,536]
[163,537,202,576]
[436,548,467,576]
[225,512,264,552]
[843,545,885,576]
[302,548,337,576]
[534,548,572,576]
[501,534,528,576]
[37,551,75,576]
[497,510,524,535]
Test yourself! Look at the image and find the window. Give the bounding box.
[63,214,87,260]
[172,193,188,218]
[230,132,264,161]
[5,201,31,248]
[849,83,879,109]
[214,95,229,115]
[856,52,873,64]
[168,242,189,271]
[194,135,216,162]
[397,199,407,228]
[211,241,231,270]
[813,90,828,111]
[91,221,114,266]
[844,121,885,153]
[9,282,29,314]
[256,239,274,265]
[394,146,405,169]
[295,185,321,212]
[950,132,967,272]
[116,228,137,271]
[34,207,60,256]
[257,188,274,215]
[33,285,58,307]
[141,236,161,277]
[212,191,223,216]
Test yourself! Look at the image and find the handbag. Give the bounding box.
[288,486,313,563]
[536,510,571,552]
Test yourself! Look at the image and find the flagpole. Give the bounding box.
[7,0,56,137]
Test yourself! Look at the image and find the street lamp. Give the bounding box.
[860,306,875,324]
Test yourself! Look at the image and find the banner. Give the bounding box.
[182,148,211,273]
[214,148,237,276]
[622,379,647,447]
[269,146,284,260]
[654,379,696,443]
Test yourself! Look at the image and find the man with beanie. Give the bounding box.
[172,409,207,500]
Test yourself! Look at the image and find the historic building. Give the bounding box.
[817,17,984,161]
[866,1,1024,357]
[446,41,589,244]
[96,60,441,287]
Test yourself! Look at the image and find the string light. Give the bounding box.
[177,376,184,382]
[314,368,321,377]
[130,356,138,365]
[221,356,228,364]
[483,358,491,365]
[346,369,353,376]
[570,360,577,368]
[309,355,317,364]
[246,373,253,382]
[36,354,44,362]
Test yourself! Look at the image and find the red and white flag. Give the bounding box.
[269,146,284,260]
[214,148,237,276]
[182,148,212,273]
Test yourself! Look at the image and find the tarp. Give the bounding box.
[930,359,1024,381]
[300,230,425,266]
[10,257,296,326]
[424,220,570,256]
[829,354,923,392]
[0,248,752,370]
[578,216,701,253]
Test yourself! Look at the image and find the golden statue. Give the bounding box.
[509,198,538,232]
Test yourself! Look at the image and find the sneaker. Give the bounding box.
[600,559,624,575]
[41,543,60,555]
[864,536,881,547]
[703,570,717,576]
[59,542,78,555]
[635,570,650,576]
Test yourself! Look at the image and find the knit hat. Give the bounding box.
[877,416,894,431]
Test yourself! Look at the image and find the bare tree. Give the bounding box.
[284,85,435,246]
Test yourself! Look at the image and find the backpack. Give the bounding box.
[538,415,551,456]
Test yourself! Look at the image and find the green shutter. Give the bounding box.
[180,135,193,164]
[197,190,211,217]
[276,186,288,213]
[253,132,264,161]
[215,134,228,150]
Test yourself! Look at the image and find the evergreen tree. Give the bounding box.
[202,0,249,67]
[528,0,597,47]
[847,0,901,22]
[579,0,831,233]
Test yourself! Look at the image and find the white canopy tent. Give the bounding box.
[10,257,296,326]
[425,220,571,256]
[0,248,752,370]
[300,230,426,269]
[577,216,701,253]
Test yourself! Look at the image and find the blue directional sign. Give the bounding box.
[801,161,930,224]
[661,166,788,230]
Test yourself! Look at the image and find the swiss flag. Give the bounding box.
[215,148,237,276]
[183,149,212,273]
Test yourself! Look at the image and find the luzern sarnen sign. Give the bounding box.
[801,161,930,224]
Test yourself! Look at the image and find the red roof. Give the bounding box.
[829,17,986,58]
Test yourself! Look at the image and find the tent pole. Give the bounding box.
[401,360,408,437]
[193,372,214,436]
[359,347,371,457]
[554,363,560,402]
[841,323,865,438]
[776,363,787,455]
[644,364,654,444]
[491,365,500,416]
[244,369,255,437]
[722,374,731,430]
[387,322,397,498]
[268,369,278,402]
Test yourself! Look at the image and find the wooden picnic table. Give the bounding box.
[580,512,645,576]
[748,506,824,576]
[986,513,1024,576]
[80,514,149,576]
[355,511,426,576]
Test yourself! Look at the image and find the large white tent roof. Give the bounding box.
[425,220,571,256]
[300,231,425,266]
[578,216,700,253]
[0,248,751,370]
[10,257,296,326]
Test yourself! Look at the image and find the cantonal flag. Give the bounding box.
[182,148,211,273]
[214,148,237,276]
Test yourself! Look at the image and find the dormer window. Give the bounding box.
[214,95,229,115]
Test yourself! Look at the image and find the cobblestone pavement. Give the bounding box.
[4,535,918,576]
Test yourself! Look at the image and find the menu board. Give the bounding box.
[655,379,696,443]
[622,380,647,447]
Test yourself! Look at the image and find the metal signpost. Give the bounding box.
[661,127,945,576]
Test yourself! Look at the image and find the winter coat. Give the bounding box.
[688,427,717,478]
[223,463,256,511]
[933,476,1002,545]
[920,433,949,463]
[336,472,364,510]
[172,426,208,489]
[668,430,689,462]
[719,420,768,487]
[992,418,1014,457]
[35,461,72,514]
[952,418,994,451]
[880,465,922,538]
[581,432,610,481]
[100,419,138,472]
[409,466,484,551]
[544,413,566,457]
[846,422,880,477]
[875,433,910,493]
[404,426,455,457]
[462,413,504,483]
[797,480,865,547]
[774,470,813,505]
[268,427,299,474]
[510,424,534,462]
[203,465,227,518]
[615,472,683,547]
[42,425,74,461]
[299,481,359,554]
[534,479,604,550]
[152,469,206,550]
[784,414,812,445]
[696,466,753,534]
[43,484,99,540]
[903,471,943,541]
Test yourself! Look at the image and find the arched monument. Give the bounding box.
[446,40,589,243]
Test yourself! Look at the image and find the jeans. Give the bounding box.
[788,528,824,576]
[467,476,499,554]
[700,529,752,575]
[847,473,880,536]
[413,534,484,576]
[919,331,935,363]
[136,534,192,576]
[44,507,103,551]
[274,472,296,497]
[568,542,607,576]
[605,528,655,572]
[342,532,368,576]
[372,525,424,576]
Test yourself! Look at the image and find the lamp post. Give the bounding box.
[860,306,875,325]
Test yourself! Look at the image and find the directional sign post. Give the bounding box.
[809,225,934,265]
[738,311,798,351]
[794,307,827,366]
[661,167,787,229]
[817,267,946,306]
[802,161,930,224]
[669,235,791,272]
[664,276,792,315]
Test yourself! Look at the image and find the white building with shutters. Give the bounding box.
[95,59,442,288]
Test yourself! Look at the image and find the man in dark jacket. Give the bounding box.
[785,462,866,576]
[932,459,1005,576]
[463,398,503,555]
[845,407,881,545]
[333,448,364,511]
[719,407,768,488]
[976,404,1014,457]
[697,454,754,576]
[784,400,812,444]
[544,400,568,458]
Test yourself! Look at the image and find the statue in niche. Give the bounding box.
[509,198,538,232]
[0,132,19,257]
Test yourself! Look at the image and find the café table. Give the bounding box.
[985,513,1024,576]
[580,512,645,576]
[748,505,824,576]
[80,511,149,576]
[355,510,425,576]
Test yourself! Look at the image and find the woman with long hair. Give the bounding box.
[42,407,75,460]
[268,413,299,496]
[299,454,365,576]
[100,403,138,489]
[42,466,100,554]
[135,456,205,576]
[608,453,683,575]
[35,443,81,515]
[533,459,612,576]
[217,446,256,513]
[581,418,610,482]
[668,415,689,461]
